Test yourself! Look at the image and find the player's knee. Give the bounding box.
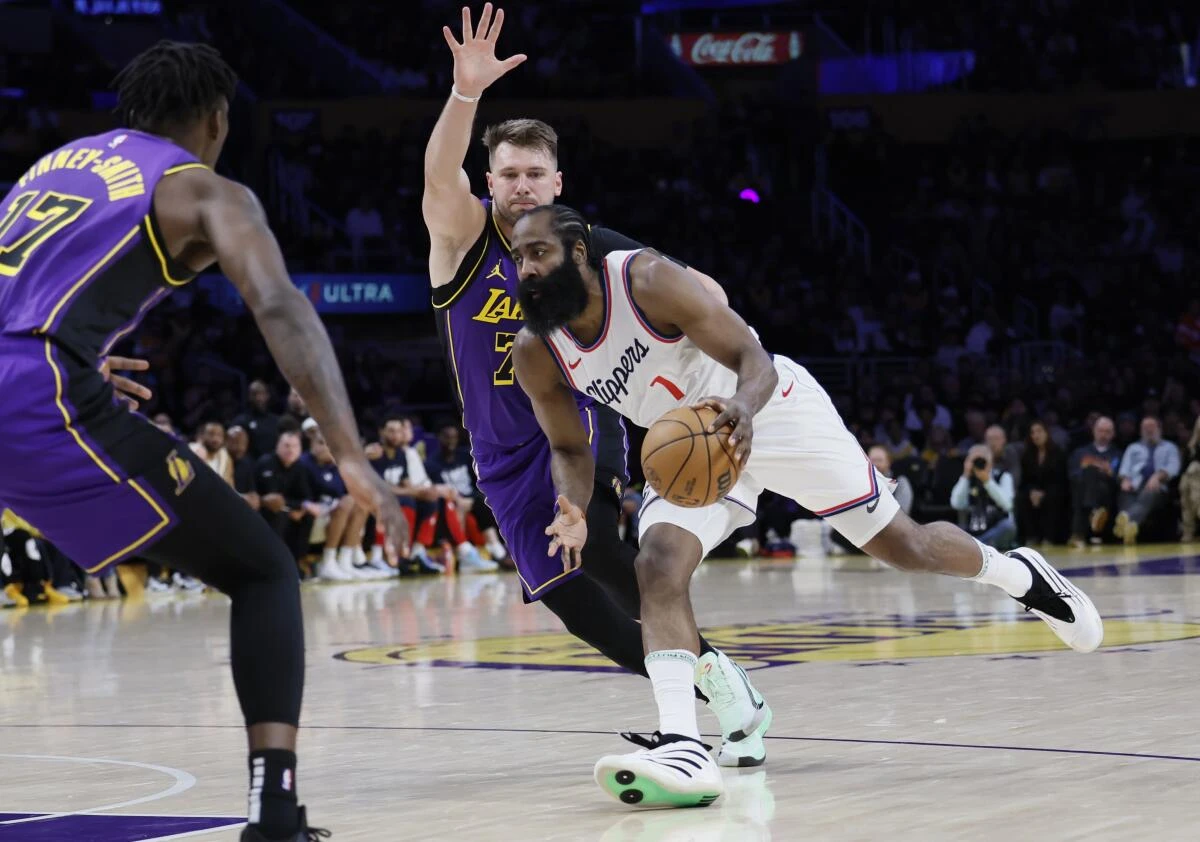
[634,535,690,597]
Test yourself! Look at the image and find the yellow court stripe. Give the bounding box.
[162,163,208,176]
[434,229,490,310]
[142,214,190,286]
[39,225,139,333]
[84,480,171,573]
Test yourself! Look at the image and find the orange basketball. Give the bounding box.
[641,406,741,508]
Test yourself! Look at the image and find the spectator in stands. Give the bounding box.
[1115,416,1181,544]
[425,423,507,566]
[875,411,917,462]
[869,445,913,515]
[286,386,311,429]
[189,421,234,486]
[986,423,1022,487]
[232,380,280,458]
[368,416,452,573]
[1068,415,1123,546]
[950,444,1017,550]
[1178,417,1200,542]
[226,425,260,512]
[956,409,988,453]
[255,430,321,563]
[1016,420,1069,545]
[305,435,384,581]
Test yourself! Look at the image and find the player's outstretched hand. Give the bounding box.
[693,396,755,469]
[546,493,587,573]
[342,462,410,564]
[100,355,152,410]
[442,3,527,97]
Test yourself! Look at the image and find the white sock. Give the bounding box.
[646,650,700,740]
[337,546,354,566]
[354,546,367,565]
[322,548,336,565]
[370,545,383,563]
[456,541,472,555]
[971,540,1033,597]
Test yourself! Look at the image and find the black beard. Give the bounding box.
[517,259,590,337]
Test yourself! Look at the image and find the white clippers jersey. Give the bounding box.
[543,249,740,429]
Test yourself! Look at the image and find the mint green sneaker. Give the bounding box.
[696,650,772,767]
[594,732,723,808]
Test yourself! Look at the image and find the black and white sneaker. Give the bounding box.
[594,731,723,808]
[240,806,330,841]
[1008,547,1103,653]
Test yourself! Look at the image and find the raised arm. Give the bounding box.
[630,251,777,465]
[422,4,525,258]
[513,329,594,568]
[154,167,409,560]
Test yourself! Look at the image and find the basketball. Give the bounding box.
[641,406,741,508]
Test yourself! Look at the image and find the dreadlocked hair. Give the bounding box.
[112,40,238,132]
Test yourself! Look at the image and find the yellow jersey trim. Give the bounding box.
[38,224,139,333]
[162,163,209,176]
[43,337,172,572]
[434,228,490,311]
[142,214,191,286]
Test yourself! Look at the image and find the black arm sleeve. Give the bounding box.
[590,226,689,269]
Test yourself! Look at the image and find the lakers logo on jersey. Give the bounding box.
[485,260,507,281]
[165,450,194,496]
[472,288,523,324]
[611,476,624,498]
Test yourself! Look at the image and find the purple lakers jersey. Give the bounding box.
[432,198,582,451]
[0,129,203,362]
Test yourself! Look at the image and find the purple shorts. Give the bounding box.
[475,405,626,602]
[0,334,181,573]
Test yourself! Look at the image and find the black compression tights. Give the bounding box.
[140,459,304,728]
[539,489,716,687]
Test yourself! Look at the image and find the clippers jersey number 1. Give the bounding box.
[0,190,93,276]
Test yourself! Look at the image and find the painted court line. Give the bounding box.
[0,754,196,826]
[1,724,1196,765]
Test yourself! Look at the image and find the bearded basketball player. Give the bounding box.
[510,204,1104,809]
[421,4,772,766]
[0,41,409,840]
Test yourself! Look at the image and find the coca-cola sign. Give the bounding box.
[668,31,803,66]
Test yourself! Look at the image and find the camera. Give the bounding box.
[972,456,988,470]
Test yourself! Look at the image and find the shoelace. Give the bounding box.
[699,664,738,710]
[619,730,713,752]
[306,827,331,841]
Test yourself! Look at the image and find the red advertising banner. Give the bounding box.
[668,31,803,66]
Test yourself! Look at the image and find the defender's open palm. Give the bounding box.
[443,4,527,97]
[546,494,587,573]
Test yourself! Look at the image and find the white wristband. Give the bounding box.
[451,86,481,103]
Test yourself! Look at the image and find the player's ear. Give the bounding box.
[486,171,495,197]
[553,171,563,197]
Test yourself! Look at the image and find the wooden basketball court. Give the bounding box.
[3,545,1198,840]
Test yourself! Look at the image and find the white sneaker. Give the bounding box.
[317,558,354,582]
[696,651,772,767]
[351,558,392,579]
[595,732,723,808]
[337,554,375,580]
[1008,547,1104,653]
[171,573,205,593]
[457,544,499,573]
[486,541,508,562]
[359,556,396,578]
[56,583,84,601]
[145,577,173,596]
